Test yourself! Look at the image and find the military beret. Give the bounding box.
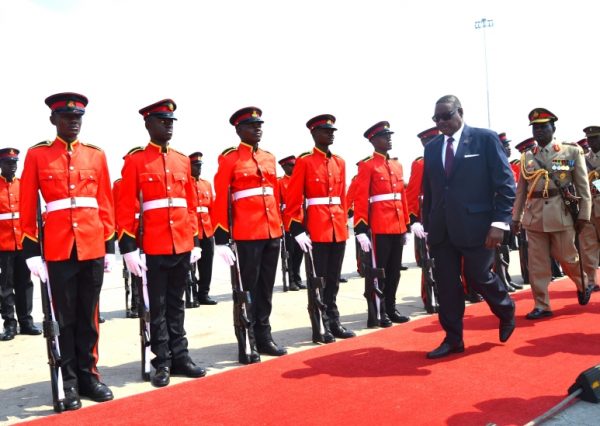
[364,121,393,140]
[0,147,19,161]
[528,108,558,125]
[45,92,88,115]
[139,99,177,120]
[229,107,263,126]
[306,114,337,131]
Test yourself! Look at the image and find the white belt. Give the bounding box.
[0,212,19,220]
[196,206,209,213]
[306,196,341,206]
[232,186,273,201]
[142,197,187,211]
[46,197,98,212]
[369,193,402,203]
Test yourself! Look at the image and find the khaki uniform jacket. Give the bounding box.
[585,151,600,219]
[512,140,591,232]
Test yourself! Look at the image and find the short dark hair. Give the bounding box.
[436,95,462,110]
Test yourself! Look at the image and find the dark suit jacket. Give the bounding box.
[422,125,516,248]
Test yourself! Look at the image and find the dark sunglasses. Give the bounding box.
[432,109,458,123]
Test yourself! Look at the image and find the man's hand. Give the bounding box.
[485,226,504,249]
[294,232,313,253]
[215,245,236,266]
[190,247,202,263]
[25,256,48,282]
[104,254,115,273]
[511,220,522,235]
[410,222,427,239]
[575,219,589,234]
[123,250,147,277]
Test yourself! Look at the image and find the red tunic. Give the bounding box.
[212,142,282,243]
[20,138,115,261]
[405,157,424,221]
[193,177,214,239]
[0,176,22,251]
[510,161,520,184]
[346,175,358,213]
[284,147,348,243]
[117,142,198,255]
[353,152,409,235]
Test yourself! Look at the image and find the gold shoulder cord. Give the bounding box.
[520,152,550,199]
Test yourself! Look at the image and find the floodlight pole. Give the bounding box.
[474,18,494,128]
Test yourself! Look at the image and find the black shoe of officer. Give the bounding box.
[20,324,42,335]
[99,316,106,324]
[198,295,218,305]
[339,277,348,283]
[389,311,410,323]
[380,315,393,328]
[257,340,287,356]
[295,280,307,290]
[399,265,409,271]
[330,322,355,339]
[1,325,17,341]
[465,293,483,303]
[313,332,336,344]
[171,360,207,378]
[509,281,524,290]
[79,380,114,402]
[152,367,170,387]
[578,284,594,306]
[288,281,300,291]
[126,309,139,319]
[239,350,261,364]
[592,284,600,292]
[192,299,201,308]
[63,387,82,411]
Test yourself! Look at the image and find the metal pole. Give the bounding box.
[474,18,494,128]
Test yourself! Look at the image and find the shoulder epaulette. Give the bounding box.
[299,151,311,158]
[126,146,144,156]
[414,156,423,161]
[81,142,103,151]
[220,146,236,156]
[562,142,577,147]
[359,155,373,163]
[30,140,51,149]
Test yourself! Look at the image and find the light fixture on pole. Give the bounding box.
[474,18,494,128]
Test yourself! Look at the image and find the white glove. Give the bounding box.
[26,256,48,283]
[356,233,372,252]
[123,250,147,277]
[411,222,427,239]
[104,254,115,273]
[294,232,313,253]
[190,247,202,263]
[215,245,236,266]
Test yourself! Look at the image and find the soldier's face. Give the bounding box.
[282,163,294,175]
[311,128,335,146]
[433,102,463,136]
[0,159,17,179]
[503,145,511,157]
[588,135,600,153]
[50,112,82,141]
[371,133,392,152]
[532,122,554,145]
[191,162,201,177]
[145,117,174,144]
[236,122,263,145]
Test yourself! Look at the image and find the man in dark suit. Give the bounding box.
[422,95,516,359]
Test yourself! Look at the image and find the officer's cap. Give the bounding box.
[364,121,393,140]
[0,147,19,161]
[416,126,440,142]
[515,137,537,153]
[528,108,558,125]
[189,151,203,164]
[306,114,337,131]
[139,99,177,120]
[583,126,600,137]
[278,155,296,166]
[498,132,511,146]
[576,138,590,149]
[45,92,88,115]
[229,107,263,126]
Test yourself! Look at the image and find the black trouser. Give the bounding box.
[145,252,191,369]
[374,233,405,315]
[430,235,514,345]
[46,249,104,389]
[0,250,34,330]
[196,235,214,297]
[284,232,303,283]
[312,242,346,322]
[235,238,280,343]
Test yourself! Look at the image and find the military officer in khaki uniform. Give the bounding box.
[579,126,600,291]
[512,108,594,319]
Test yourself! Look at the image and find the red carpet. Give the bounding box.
[28,279,600,426]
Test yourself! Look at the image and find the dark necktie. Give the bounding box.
[445,137,455,177]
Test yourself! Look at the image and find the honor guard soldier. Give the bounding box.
[0,148,41,341]
[579,126,600,291]
[212,106,287,361]
[354,121,410,326]
[512,108,594,320]
[347,168,364,277]
[284,114,355,341]
[189,152,217,305]
[117,99,205,388]
[278,155,305,291]
[20,93,115,410]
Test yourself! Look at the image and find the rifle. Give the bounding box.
[416,234,438,314]
[517,229,529,284]
[190,261,200,307]
[228,188,257,364]
[304,248,327,343]
[123,262,131,316]
[37,194,65,413]
[137,193,151,381]
[184,268,194,308]
[280,225,290,292]
[358,235,384,327]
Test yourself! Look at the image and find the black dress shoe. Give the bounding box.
[313,332,336,344]
[509,281,524,290]
[171,360,207,378]
[295,281,307,290]
[465,293,483,303]
[256,340,287,356]
[593,284,600,292]
[126,309,139,319]
[426,341,465,359]
[499,320,515,342]
[20,324,42,335]
[389,312,410,323]
[339,277,348,283]
[578,285,594,306]
[288,282,300,291]
[79,381,114,402]
[379,317,393,328]
[198,295,218,305]
[1,326,16,341]
[99,316,106,324]
[525,308,553,320]
[238,350,262,365]
[399,265,409,271]
[152,367,170,387]
[63,387,82,411]
[330,323,356,339]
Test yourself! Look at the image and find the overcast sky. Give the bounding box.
[1,0,598,183]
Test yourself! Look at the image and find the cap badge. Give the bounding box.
[252,111,258,118]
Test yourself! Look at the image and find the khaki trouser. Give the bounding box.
[526,228,586,311]
[579,218,600,285]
